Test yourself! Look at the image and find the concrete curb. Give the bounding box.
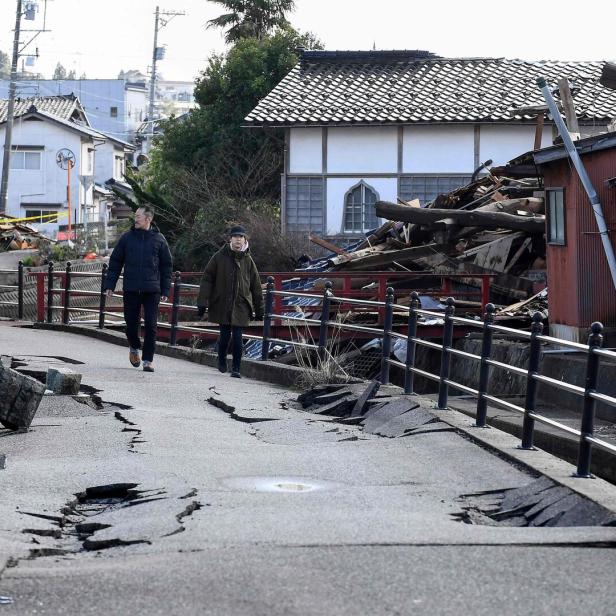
[31,323,305,389]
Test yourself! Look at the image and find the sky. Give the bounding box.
[0,0,615,84]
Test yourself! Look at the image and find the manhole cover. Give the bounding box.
[221,476,341,493]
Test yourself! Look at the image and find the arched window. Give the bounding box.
[343,181,379,233]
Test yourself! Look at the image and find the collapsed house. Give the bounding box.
[0,220,51,252]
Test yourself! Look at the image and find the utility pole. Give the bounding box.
[146,5,184,153]
[0,0,49,216]
[0,0,23,216]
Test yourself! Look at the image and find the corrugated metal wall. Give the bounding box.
[544,148,616,328]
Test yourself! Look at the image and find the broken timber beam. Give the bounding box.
[309,233,347,255]
[375,201,545,233]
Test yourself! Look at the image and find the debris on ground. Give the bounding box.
[0,220,51,252]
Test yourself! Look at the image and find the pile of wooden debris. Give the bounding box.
[307,172,547,308]
[0,220,51,252]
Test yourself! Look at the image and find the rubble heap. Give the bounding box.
[0,220,51,252]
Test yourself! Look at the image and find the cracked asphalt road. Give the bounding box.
[1,323,616,615]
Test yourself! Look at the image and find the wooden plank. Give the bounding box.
[504,237,533,273]
[558,78,580,139]
[309,233,347,255]
[534,111,545,150]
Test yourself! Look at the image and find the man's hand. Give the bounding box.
[105,289,114,298]
[161,296,168,303]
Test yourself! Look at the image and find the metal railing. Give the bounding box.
[0,261,24,319]
[10,266,616,478]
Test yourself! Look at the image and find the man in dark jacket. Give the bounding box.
[197,225,263,378]
[104,206,173,372]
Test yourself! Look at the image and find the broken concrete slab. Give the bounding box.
[362,398,420,433]
[500,476,555,511]
[364,408,438,438]
[297,384,347,408]
[313,389,352,405]
[350,380,380,417]
[46,367,82,395]
[309,395,356,417]
[0,364,45,430]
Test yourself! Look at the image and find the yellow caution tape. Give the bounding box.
[0,211,69,224]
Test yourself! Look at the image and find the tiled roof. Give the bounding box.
[0,94,81,124]
[245,51,616,126]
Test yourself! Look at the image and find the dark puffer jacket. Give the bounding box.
[105,224,173,296]
[197,244,263,326]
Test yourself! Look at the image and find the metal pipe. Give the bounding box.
[537,76,616,289]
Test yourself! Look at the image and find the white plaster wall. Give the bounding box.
[326,177,397,235]
[327,126,397,174]
[403,125,474,173]
[0,118,88,233]
[289,127,322,173]
[126,86,148,133]
[480,125,552,166]
[94,142,124,184]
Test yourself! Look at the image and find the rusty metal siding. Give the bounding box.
[544,148,616,329]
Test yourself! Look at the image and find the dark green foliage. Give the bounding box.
[206,0,296,43]
[152,28,320,200]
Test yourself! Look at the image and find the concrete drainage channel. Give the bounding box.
[18,483,203,559]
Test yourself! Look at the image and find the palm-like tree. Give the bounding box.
[206,0,296,43]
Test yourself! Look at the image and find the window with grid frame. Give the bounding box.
[10,150,41,170]
[399,175,472,206]
[546,188,566,245]
[25,209,57,224]
[343,182,379,233]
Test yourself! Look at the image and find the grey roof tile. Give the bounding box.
[245,51,616,126]
[0,94,80,124]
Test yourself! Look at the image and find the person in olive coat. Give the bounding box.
[197,225,264,378]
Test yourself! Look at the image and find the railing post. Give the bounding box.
[475,303,496,427]
[437,297,456,409]
[17,260,24,320]
[318,280,332,359]
[576,322,603,477]
[520,312,544,449]
[169,271,181,346]
[379,287,395,384]
[404,291,420,394]
[98,263,108,329]
[481,275,490,310]
[260,276,275,361]
[62,261,72,325]
[46,261,54,324]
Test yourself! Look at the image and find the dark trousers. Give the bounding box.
[218,325,243,372]
[123,291,160,362]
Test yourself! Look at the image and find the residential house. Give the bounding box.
[0,79,148,144]
[0,95,133,237]
[245,50,616,240]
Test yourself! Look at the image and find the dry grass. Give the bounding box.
[290,311,354,389]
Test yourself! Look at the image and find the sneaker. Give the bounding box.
[230,371,241,378]
[129,348,141,367]
[218,361,227,373]
[143,361,155,373]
